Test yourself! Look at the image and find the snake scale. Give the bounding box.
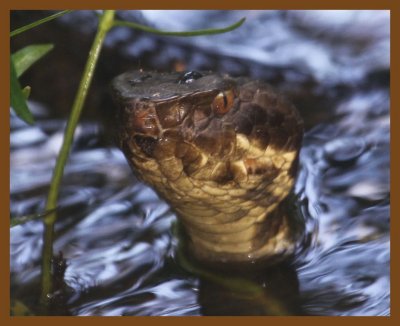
[111,70,304,266]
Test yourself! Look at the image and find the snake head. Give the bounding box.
[112,71,302,186]
[112,70,304,264]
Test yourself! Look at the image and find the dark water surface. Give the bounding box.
[10,10,390,316]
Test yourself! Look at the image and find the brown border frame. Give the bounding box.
[2,1,397,325]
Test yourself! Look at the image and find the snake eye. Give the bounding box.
[212,90,235,115]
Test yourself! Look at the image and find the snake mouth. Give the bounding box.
[112,70,304,264]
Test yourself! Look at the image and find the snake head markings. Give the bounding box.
[112,70,304,266]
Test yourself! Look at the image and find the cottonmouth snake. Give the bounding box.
[111,70,304,266]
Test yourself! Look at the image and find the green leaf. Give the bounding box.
[10,209,56,227]
[10,212,35,227]
[113,17,246,37]
[12,44,54,78]
[22,86,31,99]
[10,10,73,37]
[10,57,34,125]
[10,300,35,316]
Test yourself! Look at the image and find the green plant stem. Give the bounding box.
[10,10,73,37]
[40,10,115,306]
[113,17,246,36]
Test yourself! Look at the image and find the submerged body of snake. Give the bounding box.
[112,70,304,266]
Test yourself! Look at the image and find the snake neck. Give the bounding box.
[176,199,303,268]
[176,193,301,266]
[126,145,303,265]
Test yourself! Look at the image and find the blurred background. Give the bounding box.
[10,10,390,316]
[10,10,389,126]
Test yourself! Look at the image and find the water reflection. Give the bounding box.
[10,10,389,316]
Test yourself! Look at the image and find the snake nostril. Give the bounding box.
[133,135,158,157]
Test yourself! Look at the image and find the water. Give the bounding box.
[10,10,390,316]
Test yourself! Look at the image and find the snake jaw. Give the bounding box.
[112,70,304,266]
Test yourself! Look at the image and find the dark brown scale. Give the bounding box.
[153,138,177,160]
[268,127,290,149]
[127,103,159,136]
[156,102,186,128]
[268,112,285,126]
[288,154,300,179]
[238,85,256,102]
[233,114,254,135]
[252,106,270,125]
[252,89,278,108]
[251,125,270,148]
[194,133,221,155]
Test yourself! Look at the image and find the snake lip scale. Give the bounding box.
[112,70,304,267]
